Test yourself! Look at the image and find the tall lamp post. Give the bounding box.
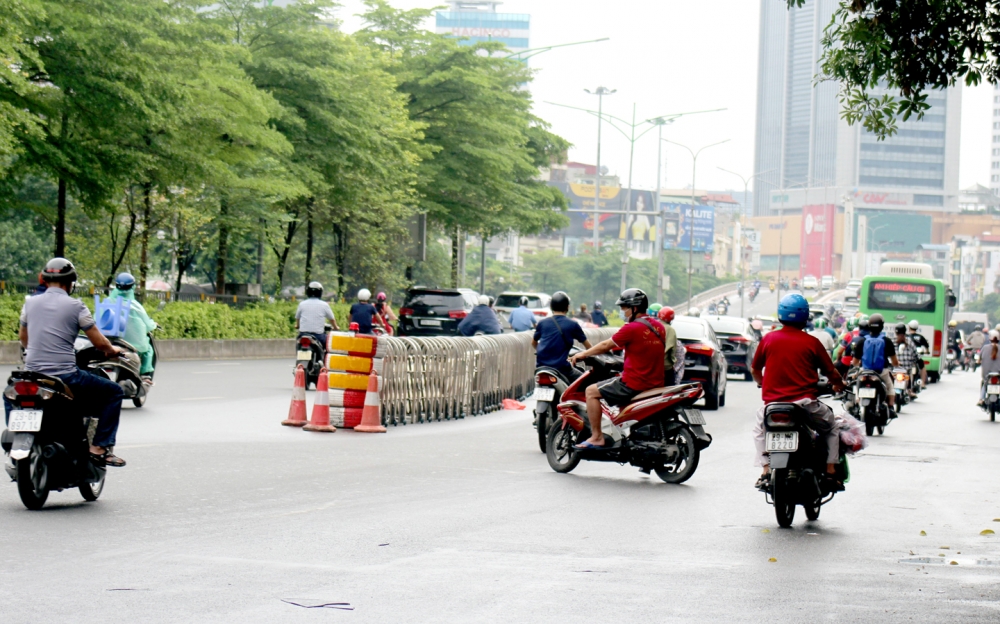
[583,87,616,254]
[718,167,775,317]
[662,139,730,312]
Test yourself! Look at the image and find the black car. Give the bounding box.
[704,315,759,381]
[397,288,478,337]
[674,316,728,410]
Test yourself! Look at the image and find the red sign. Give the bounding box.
[799,204,835,279]
[873,282,930,293]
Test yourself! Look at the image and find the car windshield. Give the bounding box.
[405,291,465,308]
[674,318,708,341]
[495,294,543,309]
[706,319,746,335]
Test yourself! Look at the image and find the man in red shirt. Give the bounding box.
[751,293,845,489]
[569,288,665,448]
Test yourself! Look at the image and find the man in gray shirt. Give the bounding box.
[13,258,127,467]
[295,281,337,344]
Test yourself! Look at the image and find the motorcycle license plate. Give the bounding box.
[8,409,43,433]
[766,431,798,452]
[989,385,1000,395]
[535,387,555,402]
[947,353,955,360]
[859,387,877,398]
[296,350,312,361]
[419,319,441,327]
[682,408,706,425]
[894,381,907,390]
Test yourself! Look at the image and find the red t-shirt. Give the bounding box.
[612,315,667,391]
[752,326,840,403]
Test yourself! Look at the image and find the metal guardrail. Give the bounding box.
[674,281,740,315]
[377,328,616,426]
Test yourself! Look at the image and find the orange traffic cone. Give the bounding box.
[282,364,308,427]
[304,368,336,433]
[354,370,386,433]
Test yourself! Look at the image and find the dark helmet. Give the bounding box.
[895,323,907,335]
[615,288,649,313]
[868,313,885,334]
[488,296,495,307]
[306,281,323,298]
[859,318,870,331]
[594,301,602,311]
[519,296,529,307]
[550,291,570,313]
[41,257,77,286]
[115,272,136,290]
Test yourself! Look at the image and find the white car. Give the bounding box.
[845,279,862,301]
[820,275,834,290]
[494,292,552,322]
[802,275,818,290]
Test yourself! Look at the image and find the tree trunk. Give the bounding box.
[333,221,346,296]
[216,196,228,295]
[450,226,460,288]
[105,209,137,288]
[55,177,67,257]
[304,210,314,286]
[139,183,152,290]
[270,206,300,295]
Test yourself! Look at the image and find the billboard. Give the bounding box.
[800,204,835,278]
[551,183,658,242]
[618,190,657,243]
[663,202,714,253]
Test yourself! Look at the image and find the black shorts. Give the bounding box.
[598,378,641,407]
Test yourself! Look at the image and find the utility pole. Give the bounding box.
[653,118,670,303]
[584,87,615,254]
[620,103,636,292]
[718,167,775,318]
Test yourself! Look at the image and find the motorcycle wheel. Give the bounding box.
[865,421,875,437]
[80,472,106,502]
[877,426,885,435]
[654,426,700,484]
[16,447,48,510]
[546,424,581,473]
[991,407,996,423]
[805,499,821,521]
[132,384,146,408]
[771,469,795,528]
[536,409,549,454]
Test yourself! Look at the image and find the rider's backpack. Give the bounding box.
[861,333,887,371]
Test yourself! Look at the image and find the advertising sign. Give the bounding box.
[552,182,623,239]
[799,204,835,279]
[663,202,714,253]
[618,190,656,243]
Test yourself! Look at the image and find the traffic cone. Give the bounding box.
[354,370,386,433]
[304,368,336,433]
[282,364,308,427]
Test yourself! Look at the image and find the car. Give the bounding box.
[703,316,759,381]
[494,292,551,323]
[808,303,827,320]
[821,275,834,290]
[845,279,862,301]
[396,288,478,336]
[673,315,728,410]
[802,275,818,290]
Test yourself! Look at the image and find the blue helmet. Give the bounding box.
[777,293,809,323]
[115,272,136,290]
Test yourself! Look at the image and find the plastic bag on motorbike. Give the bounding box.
[835,412,868,454]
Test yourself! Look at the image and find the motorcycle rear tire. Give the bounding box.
[132,385,146,408]
[79,473,105,502]
[805,499,821,521]
[865,421,875,437]
[772,469,795,528]
[546,424,581,474]
[877,426,885,435]
[536,410,549,453]
[654,426,700,484]
[16,451,48,510]
[991,408,996,423]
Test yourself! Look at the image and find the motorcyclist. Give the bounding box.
[458,295,502,336]
[569,288,666,449]
[374,292,396,335]
[947,320,964,366]
[751,293,844,490]
[893,323,919,398]
[967,324,987,352]
[532,292,592,382]
[906,319,929,388]
[349,288,378,335]
[296,281,337,345]
[591,301,608,327]
[577,303,593,323]
[852,313,900,413]
[508,296,537,332]
[9,259,126,467]
[688,306,701,317]
[105,272,158,379]
[833,330,854,379]
[978,330,1000,407]
[808,318,835,355]
[656,306,680,386]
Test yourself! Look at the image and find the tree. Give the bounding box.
[0,0,41,172]
[789,0,1000,138]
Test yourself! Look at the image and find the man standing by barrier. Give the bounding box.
[533,292,591,381]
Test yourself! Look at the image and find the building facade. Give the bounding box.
[434,1,530,57]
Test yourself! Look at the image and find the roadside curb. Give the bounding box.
[0,339,294,364]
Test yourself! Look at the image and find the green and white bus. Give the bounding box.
[860,262,956,381]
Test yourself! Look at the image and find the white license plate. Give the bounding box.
[859,387,877,398]
[535,387,555,402]
[989,385,1000,395]
[766,431,799,452]
[894,381,907,390]
[419,319,441,327]
[8,409,43,433]
[296,350,312,360]
[683,408,707,425]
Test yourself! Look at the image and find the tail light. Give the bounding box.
[448,310,468,320]
[4,381,54,401]
[728,336,751,345]
[535,372,558,386]
[533,310,548,317]
[933,329,942,357]
[299,337,312,349]
[399,307,413,317]
[685,343,715,356]
[895,372,908,381]
[766,411,793,426]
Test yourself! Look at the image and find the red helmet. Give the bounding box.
[657,306,675,324]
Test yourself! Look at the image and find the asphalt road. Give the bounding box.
[2,353,1000,622]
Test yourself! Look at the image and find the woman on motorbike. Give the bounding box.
[978,331,1000,407]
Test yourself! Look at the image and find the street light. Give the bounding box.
[582,87,616,255]
[662,138,730,312]
[718,167,776,317]
[503,37,610,61]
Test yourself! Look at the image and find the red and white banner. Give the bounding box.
[800,204,835,279]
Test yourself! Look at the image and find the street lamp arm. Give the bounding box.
[642,107,727,125]
[503,37,610,59]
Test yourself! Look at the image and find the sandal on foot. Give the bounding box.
[90,450,126,468]
[755,475,770,491]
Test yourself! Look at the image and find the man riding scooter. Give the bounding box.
[568,288,666,449]
[532,292,592,382]
[105,273,158,380]
[852,313,900,415]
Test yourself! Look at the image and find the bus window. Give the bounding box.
[868,281,936,313]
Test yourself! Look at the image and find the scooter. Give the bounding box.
[984,372,1000,422]
[946,348,958,374]
[855,369,892,436]
[74,335,151,408]
[892,367,910,413]
[963,347,976,372]
[546,367,712,484]
[295,324,331,389]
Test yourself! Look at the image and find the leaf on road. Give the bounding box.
[920,530,927,536]
[768,557,777,562]
[761,529,770,533]
[981,529,995,536]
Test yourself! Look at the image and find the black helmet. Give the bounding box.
[895,323,907,335]
[519,296,529,307]
[41,257,77,287]
[868,313,884,334]
[550,291,570,313]
[306,281,323,298]
[488,296,495,307]
[594,301,602,310]
[615,288,649,313]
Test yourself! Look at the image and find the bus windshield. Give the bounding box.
[867,281,936,313]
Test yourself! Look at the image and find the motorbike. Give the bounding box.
[296,324,331,389]
[853,369,891,436]
[973,350,981,373]
[717,303,728,316]
[533,350,621,453]
[769,282,776,293]
[749,289,758,303]
[962,347,976,372]
[74,334,151,408]
[984,372,1000,422]
[760,390,849,528]
[891,367,910,413]
[946,348,958,374]
[2,366,109,510]
[546,366,712,484]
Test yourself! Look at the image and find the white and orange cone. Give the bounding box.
[304,368,336,433]
[281,364,308,427]
[354,370,386,433]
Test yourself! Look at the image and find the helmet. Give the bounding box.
[657,306,675,324]
[488,296,495,307]
[814,318,827,329]
[115,272,136,290]
[847,318,858,330]
[550,291,570,313]
[519,296,529,307]
[377,291,387,302]
[649,303,662,314]
[868,313,884,333]
[777,293,809,323]
[615,288,649,313]
[948,320,957,327]
[895,323,907,335]
[306,281,323,298]
[908,319,920,330]
[688,306,701,317]
[991,330,1000,342]
[41,258,77,287]
[478,295,490,306]
[859,319,870,332]
[594,301,602,310]
[358,288,371,301]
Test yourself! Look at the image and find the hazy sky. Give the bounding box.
[336,0,993,195]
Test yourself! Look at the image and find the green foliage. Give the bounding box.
[965,294,1000,327]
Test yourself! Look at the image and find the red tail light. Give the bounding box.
[932,329,942,357]
[686,343,715,356]
[533,310,548,317]
[728,336,751,345]
[14,381,39,396]
[399,308,414,317]
[766,411,792,425]
[299,337,312,349]
[449,310,468,319]
[536,372,558,386]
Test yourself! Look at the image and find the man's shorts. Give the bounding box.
[597,378,641,407]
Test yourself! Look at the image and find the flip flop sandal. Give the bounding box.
[90,451,126,468]
[574,441,606,450]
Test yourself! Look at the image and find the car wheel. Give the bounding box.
[703,383,720,411]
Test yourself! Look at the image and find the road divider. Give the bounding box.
[282,364,308,427]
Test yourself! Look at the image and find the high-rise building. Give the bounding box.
[753,0,961,217]
[435,1,530,58]
[992,84,1000,197]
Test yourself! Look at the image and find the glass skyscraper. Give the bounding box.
[435,1,530,57]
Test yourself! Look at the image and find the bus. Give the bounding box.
[860,262,956,382]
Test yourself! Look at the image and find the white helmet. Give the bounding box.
[688,306,701,317]
[358,288,371,301]
[478,295,490,306]
[991,330,1000,342]
[907,319,919,330]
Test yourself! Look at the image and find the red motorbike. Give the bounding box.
[546,364,713,484]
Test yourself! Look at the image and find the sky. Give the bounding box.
[335,0,993,195]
